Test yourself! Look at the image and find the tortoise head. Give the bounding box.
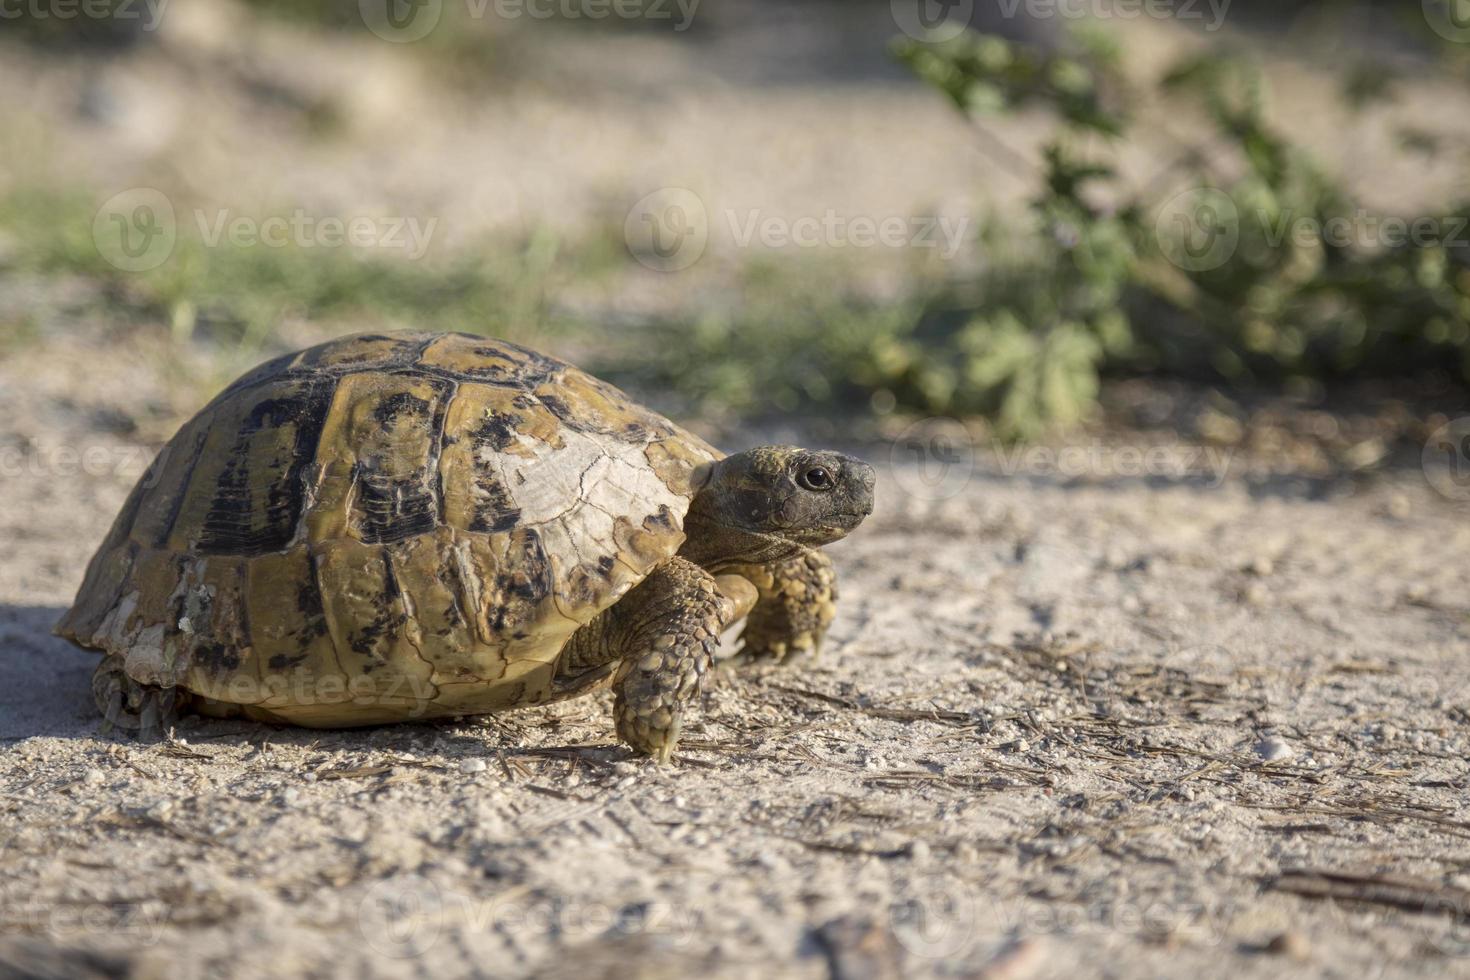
[680,446,875,568]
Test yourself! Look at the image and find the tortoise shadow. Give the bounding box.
[0,603,400,748]
[0,604,100,741]
[0,604,635,764]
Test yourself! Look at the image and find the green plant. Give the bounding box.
[881,24,1470,435]
[0,188,594,358]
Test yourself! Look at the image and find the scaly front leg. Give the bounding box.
[558,556,736,762]
[725,548,838,664]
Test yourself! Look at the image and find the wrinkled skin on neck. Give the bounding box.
[677,445,876,573]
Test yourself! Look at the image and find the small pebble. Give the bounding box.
[908,840,930,862]
[1265,930,1311,960]
[1254,737,1294,763]
[1247,556,1274,576]
[459,758,488,774]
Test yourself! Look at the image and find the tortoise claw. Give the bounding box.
[100,689,124,735]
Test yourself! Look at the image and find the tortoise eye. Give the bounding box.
[799,466,834,491]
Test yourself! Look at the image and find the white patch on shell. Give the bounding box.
[178,583,216,635]
[467,424,687,628]
[477,426,685,548]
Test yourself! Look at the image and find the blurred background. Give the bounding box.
[3,0,1469,471]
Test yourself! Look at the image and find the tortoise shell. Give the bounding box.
[57,332,720,725]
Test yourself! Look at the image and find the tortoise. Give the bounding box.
[57,331,875,761]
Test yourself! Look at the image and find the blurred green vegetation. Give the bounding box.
[4,14,1469,438]
[877,27,1470,435]
[0,188,618,350]
[614,24,1470,437]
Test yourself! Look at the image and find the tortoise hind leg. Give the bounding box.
[91,655,183,738]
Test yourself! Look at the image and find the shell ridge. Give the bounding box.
[429,377,460,530]
[383,544,442,703]
[153,425,210,549]
[308,545,352,685]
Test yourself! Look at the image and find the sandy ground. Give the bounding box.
[1,334,1469,980]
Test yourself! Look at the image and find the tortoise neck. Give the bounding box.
[676,512,804,572]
